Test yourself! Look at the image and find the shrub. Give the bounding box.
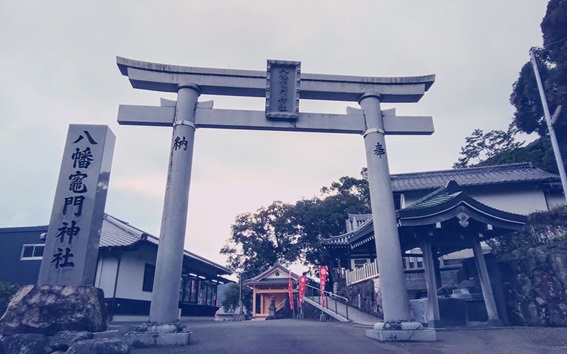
[487,205,567,254]
[0,281,18,316]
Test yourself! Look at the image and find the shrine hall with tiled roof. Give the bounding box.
[322,162,559,253]
[101,214,232,275]
[390,163,559,192]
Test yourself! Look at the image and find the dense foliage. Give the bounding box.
[453,125,523,168]
[221,282,252,313]
[0,281,18,316]
[221,171,370,279]
[456,0,567,172]
[486,206,567,254]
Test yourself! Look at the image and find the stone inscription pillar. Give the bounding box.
[38,124,115,286]
[360,93,410,322]
[149,83,200,323]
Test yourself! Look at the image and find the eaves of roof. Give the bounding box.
[322,217,373,247]
[246,263,300,282]
[244,278,298,287]
[324,180,528,248]
[397,181,527,225]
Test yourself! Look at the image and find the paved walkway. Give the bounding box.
[121,319,567,354]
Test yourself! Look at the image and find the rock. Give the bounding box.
[92,330,122,340]
[50,330,93,351]
[0,333,49,354]
[0,285,107,336]
[66,338,130,354]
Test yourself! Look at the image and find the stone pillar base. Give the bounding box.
[124,332,191,347]
[366,329,437,342]
[428,319,444,329]
[486,319,503,327]
[366,321,437,342]
[122,322,191,348]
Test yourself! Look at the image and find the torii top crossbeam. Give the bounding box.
[116,57,435,135]
[117,56,434,102]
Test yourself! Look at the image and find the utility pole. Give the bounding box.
[530,49,567,202]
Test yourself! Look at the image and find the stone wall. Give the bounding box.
[336,279,382,318]
[498,244,567,326]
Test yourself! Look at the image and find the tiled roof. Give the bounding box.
[390,163,559,192]
[244,263,300,284]
[100,215,145,247]
[323,179,528,248]
[100,214,232,275]
[397,181,527,225]
[322,218,373,247]
[402,180,463,211]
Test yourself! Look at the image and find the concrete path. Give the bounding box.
[126,319,567,354]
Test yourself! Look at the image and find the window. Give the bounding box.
[142,264,155,292]
[21,244,45,260]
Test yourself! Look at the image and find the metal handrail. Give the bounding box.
[275,299,286,311]
[305,284,349,302]
[304,283,349,321]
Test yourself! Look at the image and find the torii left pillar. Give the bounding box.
[150,83,200,323]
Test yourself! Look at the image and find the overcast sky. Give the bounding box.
[0,1,549,269]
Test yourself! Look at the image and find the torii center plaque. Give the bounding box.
[116,57,435,327]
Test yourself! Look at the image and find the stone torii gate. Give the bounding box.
[116,57,435,337]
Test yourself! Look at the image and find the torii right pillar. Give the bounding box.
[360,93,437,341]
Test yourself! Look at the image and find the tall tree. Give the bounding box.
[221,170,370,279]
[509,0,567,172]
[457,1,567,172]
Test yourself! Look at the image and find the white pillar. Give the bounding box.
[422,240,441,327]
[360,93,410,322]
[149,83,200,323]
[252,288,257,318]
[471,234,501,325]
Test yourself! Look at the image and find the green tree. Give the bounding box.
[0,282,18,316]
[508,0,567,172]
[457,1,567,172]
[221,170,370,279]
[220,201,299,280]
[453,124,523,168]
[486,205,567,254]
[221,282,252,313]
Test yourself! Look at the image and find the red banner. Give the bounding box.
[288,272,294,310]
[319,266,328,307]
[298,275,307,307]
